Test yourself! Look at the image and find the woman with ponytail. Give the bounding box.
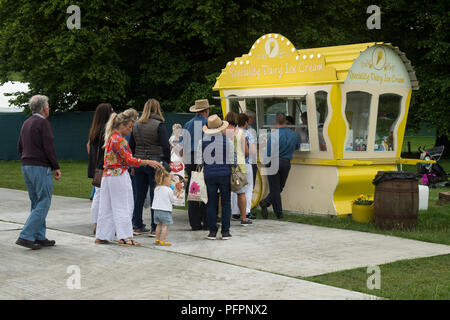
[95,111,162,246]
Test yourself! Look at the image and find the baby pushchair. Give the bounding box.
[417,145,448,188]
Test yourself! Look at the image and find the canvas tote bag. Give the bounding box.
[187,166,208,204]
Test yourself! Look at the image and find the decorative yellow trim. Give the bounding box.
[251,167,263,208]
[290,157,434,167]
[219,90,227,117]
[334,164,396,215]
[327,84,346,159]
[213,80,343,91]
[396,89,412,158]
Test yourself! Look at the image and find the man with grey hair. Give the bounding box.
[16,95,61,250]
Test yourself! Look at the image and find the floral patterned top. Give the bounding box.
[103,131,142,177]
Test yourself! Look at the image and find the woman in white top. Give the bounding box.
[151,168,176,246]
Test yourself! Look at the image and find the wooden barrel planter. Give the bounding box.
[373,171,419,230]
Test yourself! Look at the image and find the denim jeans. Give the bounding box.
[130,171,137,203]
[20,165,53,242]
[132,166,156,231]
[205,175,231,235]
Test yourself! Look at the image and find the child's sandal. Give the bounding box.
[159,241,171,246]
[155,240,160,245]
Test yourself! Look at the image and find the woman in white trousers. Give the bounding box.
[95,111,162,246]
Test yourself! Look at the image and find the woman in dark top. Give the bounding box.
[87,103,114,234]
[129,98,170,236]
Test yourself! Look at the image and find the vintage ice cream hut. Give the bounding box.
[213,33,426,216]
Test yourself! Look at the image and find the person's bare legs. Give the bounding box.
[155,224,162,244]
[160,225,168,241]
[238,193,248,222]
[159,225,170,245]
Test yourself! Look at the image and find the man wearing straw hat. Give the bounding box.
[180,99,210,231]
[202,114,234,240]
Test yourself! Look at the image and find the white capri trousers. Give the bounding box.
[96,171,134,241]
[90,186,100,223]
[231,164,254,215]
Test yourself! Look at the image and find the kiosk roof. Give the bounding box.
[213,35,418,90]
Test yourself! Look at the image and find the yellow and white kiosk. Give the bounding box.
[212,33,428,216]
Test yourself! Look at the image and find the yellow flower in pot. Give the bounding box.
[352,194,374,223]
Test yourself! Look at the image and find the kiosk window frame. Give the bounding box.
[374,93,402,152]
[344,91,372,152]
[314,91,329,152]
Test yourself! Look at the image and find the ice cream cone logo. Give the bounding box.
[376,51,383,65]
[270,42,275,55]
[265,38,279,58]
[372,47,386,70]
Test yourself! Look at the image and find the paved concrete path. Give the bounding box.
[1,187,449,299]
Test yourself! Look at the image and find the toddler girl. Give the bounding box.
[151,167,176,245]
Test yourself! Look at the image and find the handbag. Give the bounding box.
[92,144,103,188]
[230,134,248,192]
[187,165,208,204]
[230,164,248,192]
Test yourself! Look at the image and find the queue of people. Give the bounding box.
[15,95,299,250]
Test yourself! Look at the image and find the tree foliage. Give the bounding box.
[0,0,448,142]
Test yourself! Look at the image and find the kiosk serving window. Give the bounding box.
[315,91,328,151]
[257,96,309,151]
[344,91,372,151]
[374,94,401,151]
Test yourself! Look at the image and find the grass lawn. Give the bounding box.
[253,158,450,246]
[303,254,450,300]
[401,136,436,154]
[0,160,93,199]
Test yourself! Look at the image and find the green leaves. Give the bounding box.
[0,0,448,139]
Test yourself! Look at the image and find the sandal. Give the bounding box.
[155,239,160,245]
[94,239,109,245]
[159,241,171,246]
[119,238,141,246]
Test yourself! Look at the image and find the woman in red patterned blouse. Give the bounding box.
[95,111,162,246]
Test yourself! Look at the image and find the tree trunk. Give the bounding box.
[435,131,450,158]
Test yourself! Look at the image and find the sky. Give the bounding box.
[0,81,28,112]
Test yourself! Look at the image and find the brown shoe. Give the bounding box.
[16,238,41,250]
[35,239,56,247]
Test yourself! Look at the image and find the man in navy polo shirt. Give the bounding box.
[260,113,299,219]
